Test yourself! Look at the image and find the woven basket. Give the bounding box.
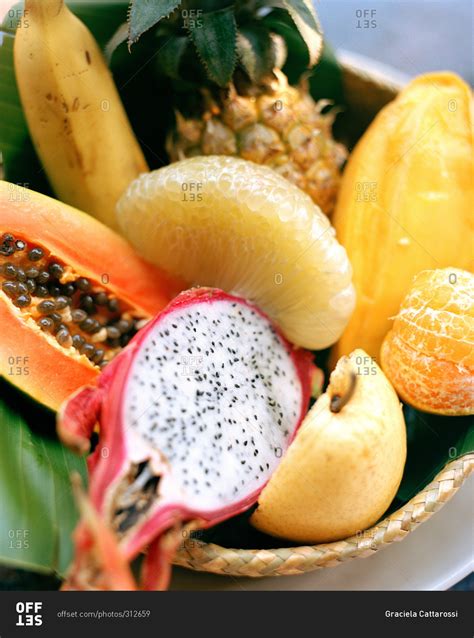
[174,454,473,577]
[173,59,474,578]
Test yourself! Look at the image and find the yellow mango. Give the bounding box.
[332,72,473,361]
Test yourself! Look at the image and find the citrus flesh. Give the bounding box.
[117,156,355,349]
[381,268,474,415]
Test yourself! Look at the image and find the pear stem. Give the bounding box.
[330,372,357,413]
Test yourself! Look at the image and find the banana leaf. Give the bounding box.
[0,383,86,580]
[395,407,474,503]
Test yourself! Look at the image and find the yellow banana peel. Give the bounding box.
[14,0,148,230]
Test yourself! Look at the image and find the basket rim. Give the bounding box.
[174,453,474,577]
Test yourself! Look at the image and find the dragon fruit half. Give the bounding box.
[58,287,314,590]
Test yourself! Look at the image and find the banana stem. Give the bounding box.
[330,372,357,413]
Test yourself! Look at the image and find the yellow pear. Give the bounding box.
[251,349,407,543]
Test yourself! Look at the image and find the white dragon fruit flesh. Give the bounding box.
[58,287,314,590]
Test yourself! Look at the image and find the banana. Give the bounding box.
[14,0,148,230]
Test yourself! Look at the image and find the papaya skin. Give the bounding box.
[332,72,473,362]
[0,181,182,312]
[0,182,184,411]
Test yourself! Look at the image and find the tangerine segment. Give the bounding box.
[117,156,355,350]
[381,268,474,416]
[381,332,473,415]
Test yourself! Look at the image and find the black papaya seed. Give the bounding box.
[28,247,44,261]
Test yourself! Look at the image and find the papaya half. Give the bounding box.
[332,72,473,361]
[0,181,183,411]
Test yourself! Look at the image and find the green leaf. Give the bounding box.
[263,11,342,105]
[262,7,309,84]
[128,0,181,45]
[395,406,474,503]
[0,390,86,577]
[309,42,344,106]
[270,32,288,70]
[237,23,274,83]
[282,0,322,67]
[188,8,237,87]
[156,35,188,79]
[68,2,130,47]
[104,21,129,61]
[0,27,33,184]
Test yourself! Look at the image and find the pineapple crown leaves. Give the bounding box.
[189,7,238,87]
[127,0,182,45]
[280,0,322,66]
[120,0,323,87]
[237,23,285,84]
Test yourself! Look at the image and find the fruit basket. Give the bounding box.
[1,1,472,591]
[172,60,474,577]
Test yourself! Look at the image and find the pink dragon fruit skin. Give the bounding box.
[58,287,314,590]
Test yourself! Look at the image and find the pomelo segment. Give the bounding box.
[117,156,355,349]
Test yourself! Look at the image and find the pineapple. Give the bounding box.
[125,0,347,215]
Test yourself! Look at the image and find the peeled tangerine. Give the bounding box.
[251,349,407,543]
[116,156,355,350]
[332,72,473,361]
[381,268,474,416]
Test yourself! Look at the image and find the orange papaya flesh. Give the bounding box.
[0,182,184,411]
